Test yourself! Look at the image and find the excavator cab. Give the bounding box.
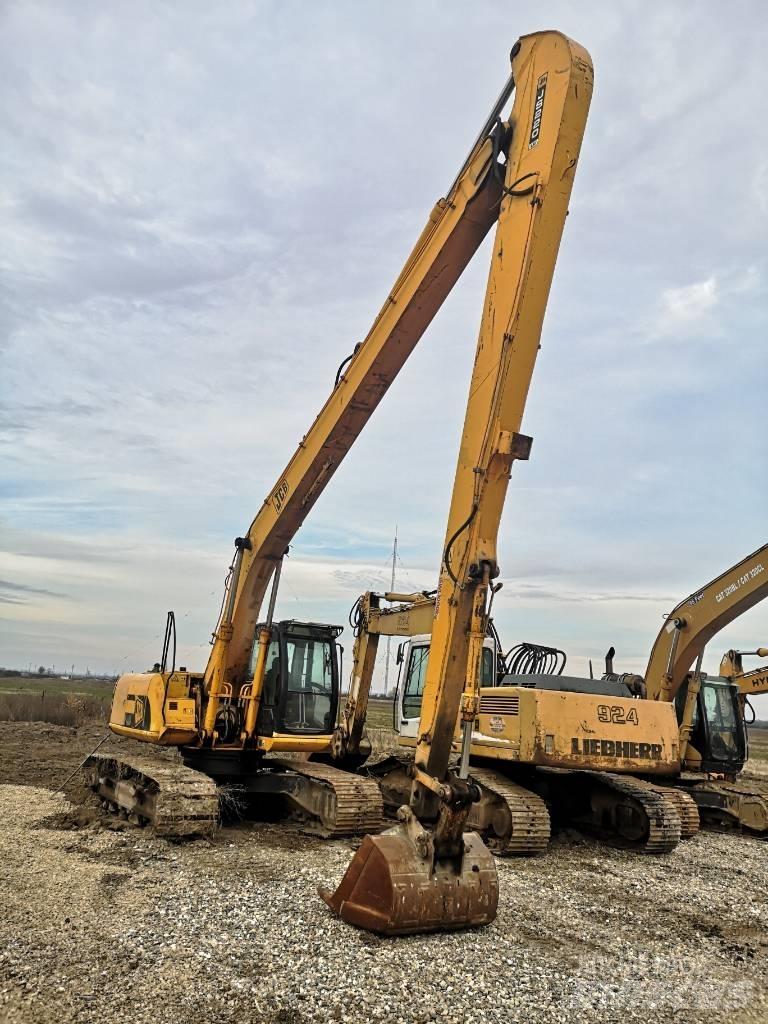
[250,620,343,738]
[677,677,747,774]
[395,634,498,739]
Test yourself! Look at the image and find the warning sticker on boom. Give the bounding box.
[528,73,548,149]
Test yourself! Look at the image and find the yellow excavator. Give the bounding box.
[720,645,768,824]
[85,30,593,935]
[629,545,768,833]
[338,544,768,854]
[334,588,691,854]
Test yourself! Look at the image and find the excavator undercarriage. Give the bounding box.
[670,774,768,836]
[83,751,385,839]
[367,754,698,855]
[84,753,220,838]
[534,769,693,853]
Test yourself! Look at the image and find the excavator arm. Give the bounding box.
[720,649,768,696]
[331,31,593,789]
[201,68,519,734]
[644,544,768,702]
[411,31,592,815]
[332,591,436,764]
[323,30,593,934]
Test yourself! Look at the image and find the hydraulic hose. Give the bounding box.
[506,642,566,676]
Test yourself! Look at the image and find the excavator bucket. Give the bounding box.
[320,818,498,935]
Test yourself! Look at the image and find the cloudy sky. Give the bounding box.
[2,2,767,709]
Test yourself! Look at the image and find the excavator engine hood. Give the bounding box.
[320,816,498,935]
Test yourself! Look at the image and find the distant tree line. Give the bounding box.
[0,666,118,681]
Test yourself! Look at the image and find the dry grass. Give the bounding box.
[0,691,109,727]
[366,726,398,756]
[0,675,115,698]
[364,697,395,731]
[749,727,768,763]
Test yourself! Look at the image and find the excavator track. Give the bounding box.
[628,777,700,839]
[680,776,768,835]
[368,757,685,853]
[367,755,550,856]
[83,754,384,839]
[84,753,220,837]
[466,766,551,855]
[567,771,682,853]
[660,787,700,839]
[268,759,384,838]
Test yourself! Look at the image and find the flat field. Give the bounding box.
[0,675,114,698]
[749,727,768,762]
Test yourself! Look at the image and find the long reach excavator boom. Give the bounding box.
[641,543,768,769]
[203,71,517,720]
[322,31,593,932]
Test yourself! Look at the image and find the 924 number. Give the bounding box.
[597,704,639,726]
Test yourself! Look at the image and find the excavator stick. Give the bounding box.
[322,27,592,933]
[320,808,498,935]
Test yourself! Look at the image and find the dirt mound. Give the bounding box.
[0,720,181,791]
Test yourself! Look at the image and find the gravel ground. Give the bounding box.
[1,724,767,1024]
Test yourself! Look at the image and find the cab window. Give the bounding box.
[282,636,334,732]
[403,645,429,719]
[481,647,495,686]
[702,683,737,730]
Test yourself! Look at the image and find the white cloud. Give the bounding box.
[661,276,719,324]
[652,266,761,338]
[1,3,766,692]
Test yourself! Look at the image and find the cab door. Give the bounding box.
[696,679,747,773]
[395,635,497,738]
[397,637,431,739]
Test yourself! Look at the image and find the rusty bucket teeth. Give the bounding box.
[319,816,499,936]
